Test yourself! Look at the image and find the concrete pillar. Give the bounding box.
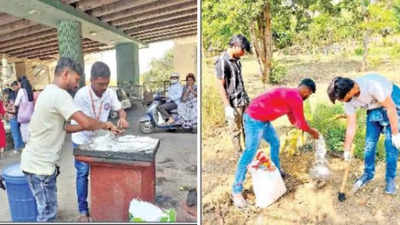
[56,20,85,87]
[115,42,139,86]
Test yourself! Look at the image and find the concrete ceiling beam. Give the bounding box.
[121,10,197,30]
[90,0,157,17]
[0,13,21,26]
[138,28,197,42]
[11,41,105,58]
[136,26,197,40]
[0,0,143,46]
[0,19,37,35]
[110,1,196,26]
[0,31,56,50]
[76,0,121,11]
[0,25,53,43]
[6,39,93,55]
[143,31,196,44]
[101,0,194,22]
[124,15,196,33]
[127,20,196,36]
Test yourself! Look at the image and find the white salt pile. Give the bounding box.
[309,136,331,180]
[85,132,159,153]
[129,199,166,222]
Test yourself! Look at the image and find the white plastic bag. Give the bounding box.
[309,136,331,180]
[128,199,176,222]
[249,152,287,208]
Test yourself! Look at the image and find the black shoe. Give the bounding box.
[280,169,287,178]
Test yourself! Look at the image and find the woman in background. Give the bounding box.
[178,73,197,128]
[14,76,34,144]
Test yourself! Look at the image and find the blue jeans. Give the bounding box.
[73,143,90,216]
[9,118,24,150]
[25,170,58,222]
[363,84,400,183]
[232,113,280,194]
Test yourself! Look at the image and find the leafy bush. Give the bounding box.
[269,60,288,84]
[354,47,364,56]
[141,49,174,90]
[304,102,385,160]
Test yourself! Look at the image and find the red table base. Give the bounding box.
[76,156,155,222]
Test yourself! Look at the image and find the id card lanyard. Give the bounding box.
[88,88,103,120]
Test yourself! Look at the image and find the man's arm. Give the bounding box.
[70,111,119,133]
[192,86,197,98]
[14,89,23,106]
[65,124,84,133]
[117,109,129,128]
[110,89,128,129]
[217,79,230,106]
[343,113,357,153]
[380,96,399,135]
[287,98,319,138]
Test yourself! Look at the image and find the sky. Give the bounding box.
[84,40,174,84]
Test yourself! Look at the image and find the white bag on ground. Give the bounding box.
[248,152,287,208]
[128,199,176,222]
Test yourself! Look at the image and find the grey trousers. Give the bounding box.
[226,106,246,153]
[157,101,177,120]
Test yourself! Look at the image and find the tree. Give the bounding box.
[141,49,174,90]
[359,1,397,70]
[202,0,273,83]
[202,0,336,83]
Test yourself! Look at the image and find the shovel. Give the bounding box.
[338,145,355,202]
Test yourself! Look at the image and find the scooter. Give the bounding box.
[139,93,197,134]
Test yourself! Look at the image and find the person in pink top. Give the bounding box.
[232,78,320,208]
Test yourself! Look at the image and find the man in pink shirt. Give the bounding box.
[232,78,320,208]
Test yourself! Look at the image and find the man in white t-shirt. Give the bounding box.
[21,57,120,222]
[327,74,400,195]
[71,61,129,222]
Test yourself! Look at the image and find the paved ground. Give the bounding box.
[0,104,197,222]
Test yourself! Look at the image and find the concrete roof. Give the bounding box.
[0,0,197,61]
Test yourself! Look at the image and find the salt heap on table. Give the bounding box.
[87,132,159,153]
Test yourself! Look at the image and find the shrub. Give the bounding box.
[269,60,288,84]
[354,47,364,56]
[304,102,385,160]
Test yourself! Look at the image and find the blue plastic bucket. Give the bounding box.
[1,163,38,222]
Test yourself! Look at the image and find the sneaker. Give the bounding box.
[232,193,247,208]
[352,174,373,193]
[385,180,396,195]
[279,169,287,178]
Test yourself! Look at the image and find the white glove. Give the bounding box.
[343,151,351,161]
[224,106,236,120]
[392,133,400,149]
